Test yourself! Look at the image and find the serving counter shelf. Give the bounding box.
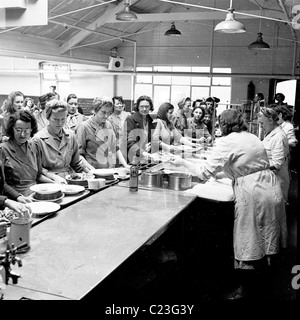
[4,185,196,300]
[30,179,120,227]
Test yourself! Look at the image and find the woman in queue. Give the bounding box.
[108,97,130,146]
[257,107,290,204]
[170,109,287,300]
[0,146,32,217]
[23,97,36,113]
[186,104,211,144]
[77,97,129,169]
[65,93,87,133]
[122,95,155,163]
[1,110,54,199]
[152,102,200,154]
[202,109,213,135]
[2,91,24,135]
[35,92,56,131]
[33,99,91,184]
[274,105,298,148]
[173,97,191,136]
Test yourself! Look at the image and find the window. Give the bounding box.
[135,66,231,112]
[40,63,70,81]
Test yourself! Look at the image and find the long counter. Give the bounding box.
[3,184,197,300]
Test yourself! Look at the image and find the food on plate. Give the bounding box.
[34,189,63,201]
[69,172,94,180]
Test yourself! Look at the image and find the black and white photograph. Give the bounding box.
[0,0,298,312]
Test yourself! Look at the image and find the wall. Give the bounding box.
[0,57,115,109]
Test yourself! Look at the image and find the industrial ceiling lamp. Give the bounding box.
[248,32,270,50]
[214,0,246,33]
[248,11,270,50]
[165,22,181,36]
[116,0,138,21]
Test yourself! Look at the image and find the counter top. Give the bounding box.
[6,185,196,300]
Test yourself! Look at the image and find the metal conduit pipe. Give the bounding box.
[277,0,297,76]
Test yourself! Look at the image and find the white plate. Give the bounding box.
[29,193,65,202]
[61,185,85,195]
[27,202,60,216]
[30,183,62,194]
[90,169,116,176]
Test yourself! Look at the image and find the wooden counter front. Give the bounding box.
[5,185,196,300]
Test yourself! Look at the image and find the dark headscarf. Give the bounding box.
[156,102,174,128]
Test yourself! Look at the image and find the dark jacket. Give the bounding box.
[122,112,155,163]
[0,145,21,209]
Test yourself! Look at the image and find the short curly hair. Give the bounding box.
[6,110,38,139]
[45,99,68,119]
[275,93,285,101]
[218,109,248,136]
[92,97,113,114]
[273,105,293,121]
[66,93,77,103]
[133,95,154,112]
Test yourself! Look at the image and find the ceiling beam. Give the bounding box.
[108,10,286,23]
[0,32,108,65]
[59,0,140,54]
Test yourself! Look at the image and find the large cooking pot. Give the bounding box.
[164,172,192,191]
[140,171,163,188]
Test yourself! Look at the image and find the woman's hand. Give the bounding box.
[4,199,32,218]
[169,146,179,154]
[196,137,205,144]
[145,142,151,152]
[51,175,67,184]
[17,195,32,204]
[170,155,184,166]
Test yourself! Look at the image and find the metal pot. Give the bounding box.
[165,172,192,190]
[140,171,163,188]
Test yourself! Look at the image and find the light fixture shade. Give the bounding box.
[248,32,270,50]
[214,9,246,33]
[165,22,181,36]
[116,4,138,21]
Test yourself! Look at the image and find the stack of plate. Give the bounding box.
[29,183,64,202]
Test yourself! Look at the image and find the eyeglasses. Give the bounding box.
[13,127,32,134]
[139,105,150,109]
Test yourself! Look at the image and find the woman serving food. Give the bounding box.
[170,109,287,300]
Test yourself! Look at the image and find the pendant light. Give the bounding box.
[165,22,181,36]
[248,10,270,50]
[214,0,246,33]
[116,0,138,21]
